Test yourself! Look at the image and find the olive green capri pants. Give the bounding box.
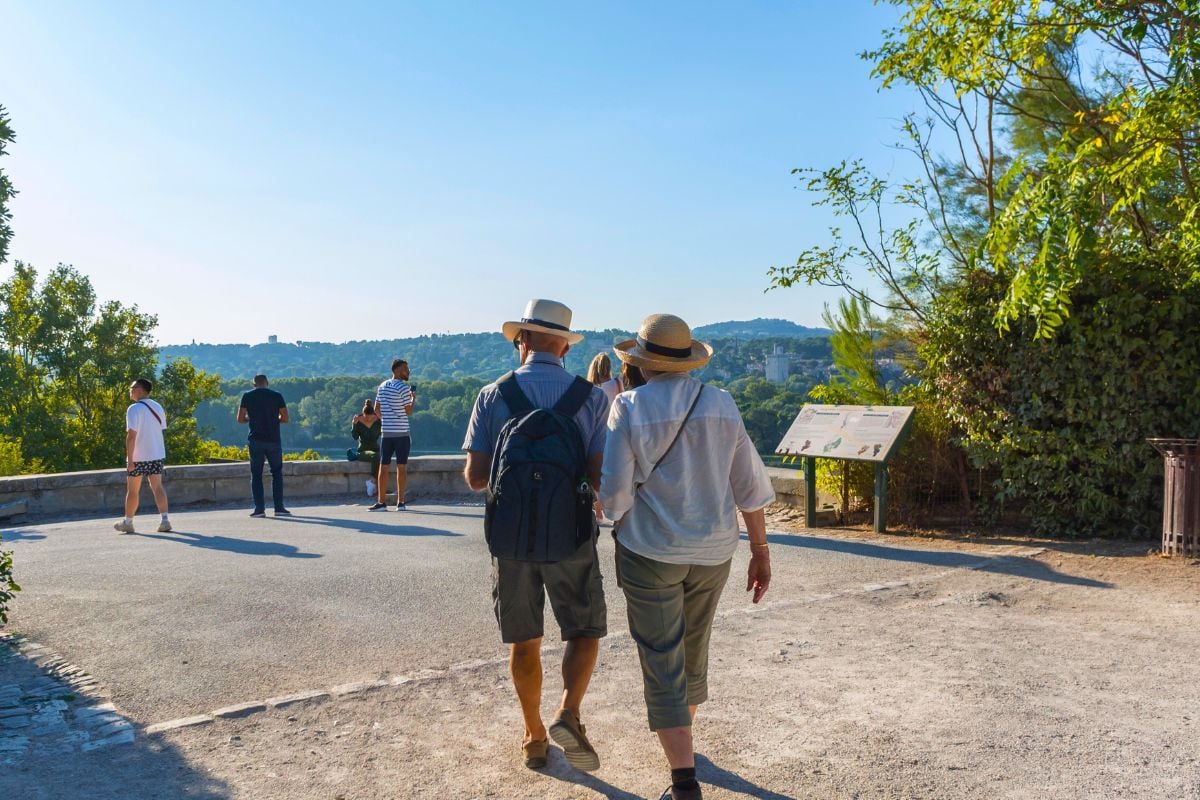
[616,541,732,731]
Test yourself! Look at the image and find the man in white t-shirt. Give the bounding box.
[113,378,172,534]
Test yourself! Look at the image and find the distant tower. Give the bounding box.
[765,345,790,384]
[268,335,278,345]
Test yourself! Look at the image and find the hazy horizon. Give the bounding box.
[159,316,831,348]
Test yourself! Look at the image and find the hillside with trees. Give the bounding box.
[168,323,841,460]
[196,374,820,460]
[693,318,830,339]
[158,319,832,381]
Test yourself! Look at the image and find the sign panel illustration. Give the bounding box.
[775,405,915,464]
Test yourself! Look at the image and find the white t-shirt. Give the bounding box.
[126,399,167,462]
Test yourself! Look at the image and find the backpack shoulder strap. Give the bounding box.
[496,371,535,418]
[137,400,163,426]
[552,376,593,418]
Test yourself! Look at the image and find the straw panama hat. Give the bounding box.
[502,298,585,345]
[613,313,713,372]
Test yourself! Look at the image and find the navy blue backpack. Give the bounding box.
[485,372,595,562]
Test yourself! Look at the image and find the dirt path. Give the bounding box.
[6,509,1200,799]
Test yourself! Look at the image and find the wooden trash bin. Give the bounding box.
[1148,438,1200,557]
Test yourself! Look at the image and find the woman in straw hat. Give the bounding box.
[599,313,775,800]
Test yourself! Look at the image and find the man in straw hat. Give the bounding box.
[600,313,775,800]
[462,298,611,772]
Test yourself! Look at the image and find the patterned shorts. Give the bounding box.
[128,459,165,477]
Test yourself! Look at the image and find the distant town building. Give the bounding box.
[765,345,790,384]
[268,335,278,344]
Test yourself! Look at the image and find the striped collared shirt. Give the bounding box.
[376,379,414,436]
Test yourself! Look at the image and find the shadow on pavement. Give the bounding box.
[0,528,46,542]
[697,753,796,799]
[0,643,231,800]
[281,514,465,538]
[129,530,322,558]
[397,507,483,521]
[540,748,643,799]
[762,533,1112,588]
[2,735,232,800]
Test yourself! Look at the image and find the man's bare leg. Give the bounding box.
[559,636,599,715]
[147,474,169,514]
[123,475,143,519]
[376,462,389,504]
[511,638,546,744]
[396,464,408,505]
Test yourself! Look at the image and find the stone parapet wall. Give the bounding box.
[0,456,476,519]
[1,459,812,522]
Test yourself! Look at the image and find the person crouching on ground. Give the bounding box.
[599,313,775,800]
[113,378,171,534]
[462,298,611,773]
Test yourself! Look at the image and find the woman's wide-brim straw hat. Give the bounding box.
[613,313,713,372]
[502,298,584,345]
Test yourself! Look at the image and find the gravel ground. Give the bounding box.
[4,506,1200,799]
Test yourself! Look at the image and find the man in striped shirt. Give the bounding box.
[371,358,416,510]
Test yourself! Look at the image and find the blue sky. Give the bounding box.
[1,1,918,345]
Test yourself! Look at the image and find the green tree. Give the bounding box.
[866,0,1200,338]
[0,107,14,265]
[0,263,221,471]
[157,358,222,464]
[769,0,1200,535]
[0,434,42,476]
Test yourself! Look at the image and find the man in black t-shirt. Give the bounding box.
[237,374,291,517]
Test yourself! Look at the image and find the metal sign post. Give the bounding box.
[776,404,916,533]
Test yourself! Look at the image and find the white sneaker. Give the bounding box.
[365,479,377,496]
[113,520,134,534]
[157,520,172,533]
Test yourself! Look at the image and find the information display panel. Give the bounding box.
[775,404,915,464]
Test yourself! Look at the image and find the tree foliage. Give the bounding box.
[0,263,221,473]
[868,0,1200,337]
[0,107,14,265]
[771,0,1200,536]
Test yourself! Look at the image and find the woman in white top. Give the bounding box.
[600,314,774,800]
[586,352,623,404]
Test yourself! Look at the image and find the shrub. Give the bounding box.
[283,449,325,461]
[0,535,19,626]
[927,264,1200,537]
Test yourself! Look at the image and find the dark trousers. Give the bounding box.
[249,440,284,512]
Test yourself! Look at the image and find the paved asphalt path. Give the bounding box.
[1,500,1038,723]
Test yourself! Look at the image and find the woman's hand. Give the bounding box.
[747,549,771,604]
[742,508,771,603]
